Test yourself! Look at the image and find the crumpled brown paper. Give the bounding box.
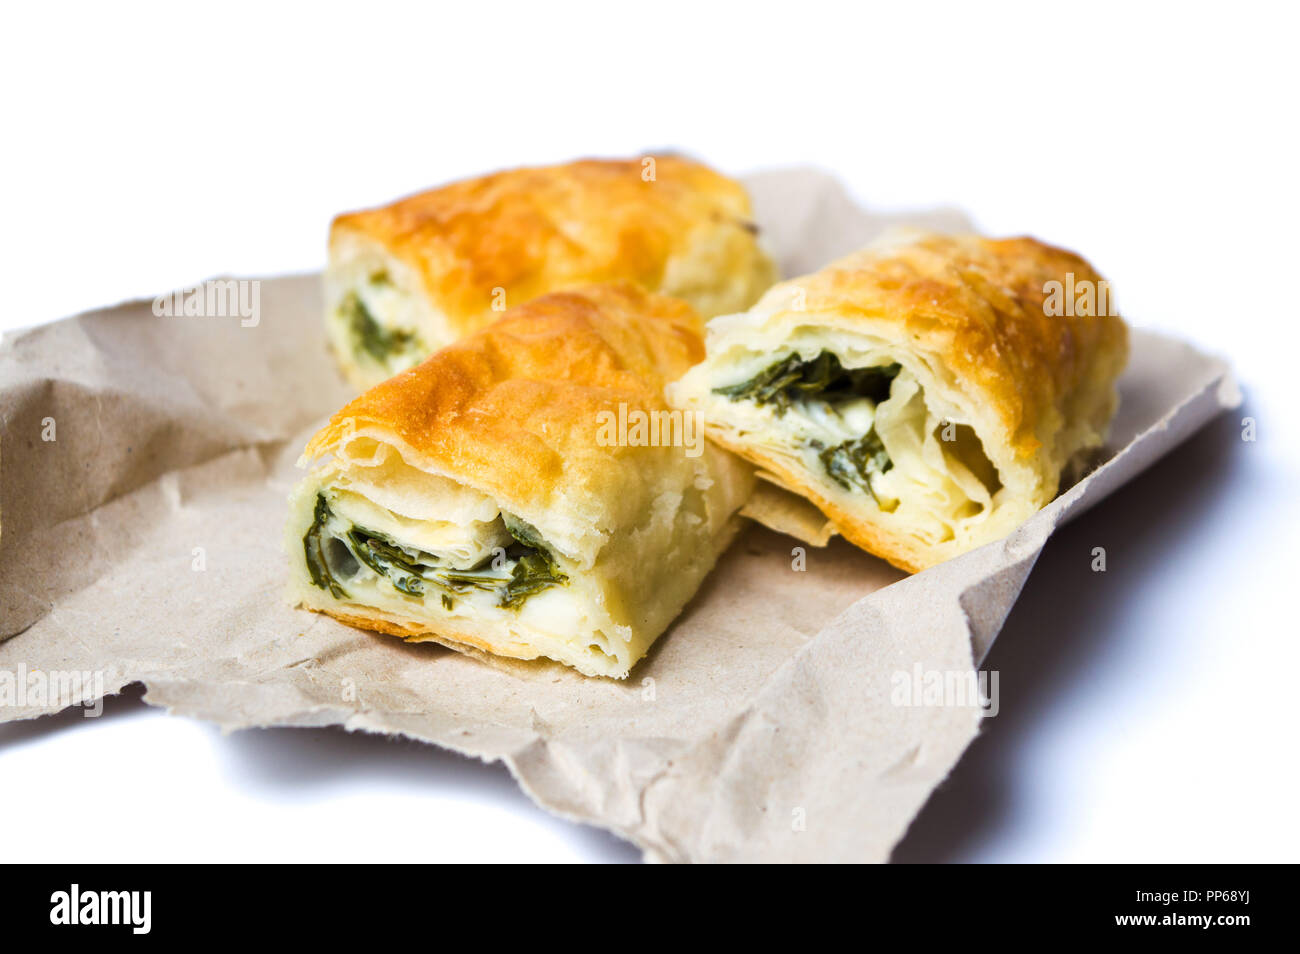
[0,169,1239,862]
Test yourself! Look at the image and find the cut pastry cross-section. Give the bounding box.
[668,231,1129,573]
[288,283,755,678]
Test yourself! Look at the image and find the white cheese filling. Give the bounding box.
[299,460,619,662]
[707,346,1002,545]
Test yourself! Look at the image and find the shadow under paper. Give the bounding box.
[892,408,1245,863]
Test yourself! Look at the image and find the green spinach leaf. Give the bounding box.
[342,292,418,364]
[500,521,568,608]
[714,351,900,414]
[501,552,567,609]
[342,517,567,610]
[303,494,348,598]
[816,430,893,503]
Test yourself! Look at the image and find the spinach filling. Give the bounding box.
[341,292,419,365]
[346,527,431,598]
[303,494,567,610]
[714,350,900,414]
[303,494,348,599]
[498,522,569,609]
[814,431,893,504]
[714,350,902,501]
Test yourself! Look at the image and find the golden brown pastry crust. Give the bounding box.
[791,234,1126,466]
[306,283,708,517]
[293,282,754,677]
[671,232,1129,573]
[326,156,777,389]
[334,157,744,320]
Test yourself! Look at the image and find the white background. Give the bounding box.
[2,2,1297,862]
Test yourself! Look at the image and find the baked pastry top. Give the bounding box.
[290,282,754,677]
[326,156,778,388]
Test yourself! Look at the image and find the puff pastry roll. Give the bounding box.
[287,283,754,678]
[669,231,1129,573]
[325,156,778,389]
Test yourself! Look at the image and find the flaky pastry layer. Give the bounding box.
[669,231,1129,572]
[289,283,754,677]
